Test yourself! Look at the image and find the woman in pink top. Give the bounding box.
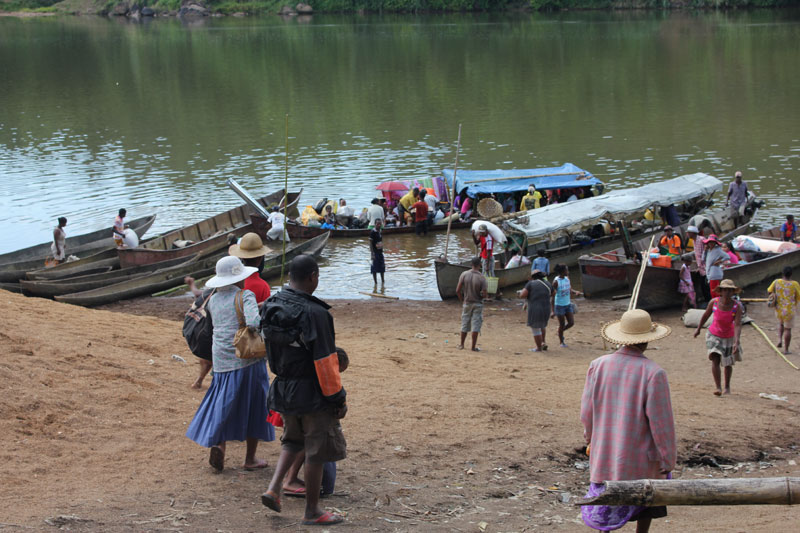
[693,279,743,396]
[721,242,740,265]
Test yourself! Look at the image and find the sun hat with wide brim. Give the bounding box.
[228,232,271,259]
[601,309,672,346]
[205,255,258,288]
[703,234,722,245]
[717,279,742,293]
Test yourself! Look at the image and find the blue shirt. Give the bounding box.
[532,256,550,275]
[208,286,263,373]
[554,276,571,306]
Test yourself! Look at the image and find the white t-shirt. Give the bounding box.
[338,205,354,217]
[367,204,385,225]
[424,194,437,213]
[267,211,285,229]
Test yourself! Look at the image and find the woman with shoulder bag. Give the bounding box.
[186,256,275,471]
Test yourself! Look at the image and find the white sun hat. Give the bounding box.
[204,255,258,288]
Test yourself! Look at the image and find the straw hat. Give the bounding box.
[205,256,258,288]
[477,198,503,219]
[717,279,741,293]
[229,232,271,259]
[601,309,671,346]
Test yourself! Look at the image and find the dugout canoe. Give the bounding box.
[579,203,758,299]
[117,189,300,269]
[20,256,196,298]
[0,282,22,293]
[259,232,329,279]
[0,215,156,283]
[624,226,800,311]
[251,213,472,240]
[26,248,122,280]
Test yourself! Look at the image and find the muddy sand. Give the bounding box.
[1,288,798,532]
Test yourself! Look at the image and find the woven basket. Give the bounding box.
[477,198,503,219]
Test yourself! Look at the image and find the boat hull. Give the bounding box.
[252,214,472,240]
[0,215,156,282]
[434,258,531,300]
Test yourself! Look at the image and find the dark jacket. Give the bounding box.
[261,287,346,415]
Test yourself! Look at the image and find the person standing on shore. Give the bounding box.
[725,171,748,227]
[370,218,385,286]
[551,264,582,348]
[703,234,728,296]
[767,266,800,355]
[50,217,67,265]
[693,279,743,396]
[518,269,553,352]
[689,226,711,303]
[185,256,275,471]
[261,256,347,526]
[456,256,488,352]
[229,232,271,306]
[581,309,676,533]
[532,249,550,276]
[473,224,494,277]
[678,255,696,312]
[113,208,128,247]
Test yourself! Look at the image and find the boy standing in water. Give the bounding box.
[551,264,582,348]
[370,218,385,287]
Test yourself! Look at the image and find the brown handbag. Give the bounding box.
[233,290,266,359]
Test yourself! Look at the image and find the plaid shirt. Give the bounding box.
[581,346,677,483]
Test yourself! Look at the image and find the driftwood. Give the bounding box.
[578,477,800,506]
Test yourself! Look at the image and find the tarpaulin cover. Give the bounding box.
[505,173,723,241]
[442,163,602,197]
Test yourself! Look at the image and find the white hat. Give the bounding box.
[687,225,699,234]
[205,256,258,288]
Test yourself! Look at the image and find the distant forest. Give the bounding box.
[5,0,800,16]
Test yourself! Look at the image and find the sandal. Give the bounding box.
[283,486,306,498]
[542,343,548,351]
[302,511,344,526]
[209,446,224,471]
[261,490,281,512]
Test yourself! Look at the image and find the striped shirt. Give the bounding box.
[580,345,677,483]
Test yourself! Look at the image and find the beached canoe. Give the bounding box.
[579,204,758,298]
[20,256,196,298]
[25,248,122,280]
[259,231,329,279]
[0,282,22,293]
[250,213,472,240]
[117,190,300,269]
[0,215,156,283]
[625,226,800,311]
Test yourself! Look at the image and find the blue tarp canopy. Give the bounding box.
[442,163,602,197]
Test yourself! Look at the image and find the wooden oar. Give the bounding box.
[359,291,399,300]
[442,124,462,263]
[628,234,656,310]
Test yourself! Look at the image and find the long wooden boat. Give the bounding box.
[20,256,196,298]
[579,205,757,298]
[251,213,472,240]
[117,190,300,269]
[625,226,800,311]
[25,248,121,280]
[0,282,22,293]
[259,232,329,279]
[0,215,156,283]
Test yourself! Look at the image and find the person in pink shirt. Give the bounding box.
[694,279,743,396]
[580,309,676,532]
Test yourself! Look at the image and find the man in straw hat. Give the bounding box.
[694,278,743,396]
[229,232,272,306]
[580,309,676,532]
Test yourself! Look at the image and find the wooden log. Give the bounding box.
[577,477,800,507]
[359,291,399,300]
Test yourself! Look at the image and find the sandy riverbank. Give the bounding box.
[1,289,798,531]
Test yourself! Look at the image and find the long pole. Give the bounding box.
[279,114,289,285]
[442,124,462,263]
[629,234,656,310]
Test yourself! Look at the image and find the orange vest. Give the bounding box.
[660,235,681,255]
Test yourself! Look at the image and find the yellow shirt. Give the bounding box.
[519,191,542,211]
[685,237,695,253]
[767,279,800,321]
[399,191,416,210]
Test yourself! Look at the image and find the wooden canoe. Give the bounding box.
[117,190,300,269]
[0,215,156,283]
[0,282,22,293]
[251,213,472,240]
[579,207,757,298]
[259,231,329,280]
[20,256,197,298]
[54,253,217,307]
[25,248,121,280]
[434,258,531,300]
[625,226,800,311]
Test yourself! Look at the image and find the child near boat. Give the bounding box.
[551,264,583,348]
[678,255,696,312]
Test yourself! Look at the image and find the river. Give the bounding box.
[1,10,798,299]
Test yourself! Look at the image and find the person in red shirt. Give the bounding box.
[229,232,272,305]
[412,191,429,236]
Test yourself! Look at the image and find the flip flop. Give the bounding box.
[472,347,481,352]
[283,486,306,497]
[542,344,548,351]
[713,390,722,397]
[209,446,224,471]
[302,511,344,526]
[261,491,281,513]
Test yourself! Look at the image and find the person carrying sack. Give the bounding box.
[185,255,275,472]
[183,287,215,389]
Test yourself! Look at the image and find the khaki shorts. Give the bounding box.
[281,410,347,464]
[461,302,483,333]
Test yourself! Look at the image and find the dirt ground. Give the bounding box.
[1,287,798,532]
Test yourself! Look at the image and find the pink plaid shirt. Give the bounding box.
[581,345,677,483]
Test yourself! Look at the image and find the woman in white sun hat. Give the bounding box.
[186,255,275,471]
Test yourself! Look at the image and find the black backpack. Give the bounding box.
[183,289,215,359]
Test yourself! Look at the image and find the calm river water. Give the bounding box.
[1,10,798,299]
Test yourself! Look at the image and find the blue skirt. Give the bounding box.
[186,360,275,447]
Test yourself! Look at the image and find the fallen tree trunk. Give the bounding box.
[578,477,800,506]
